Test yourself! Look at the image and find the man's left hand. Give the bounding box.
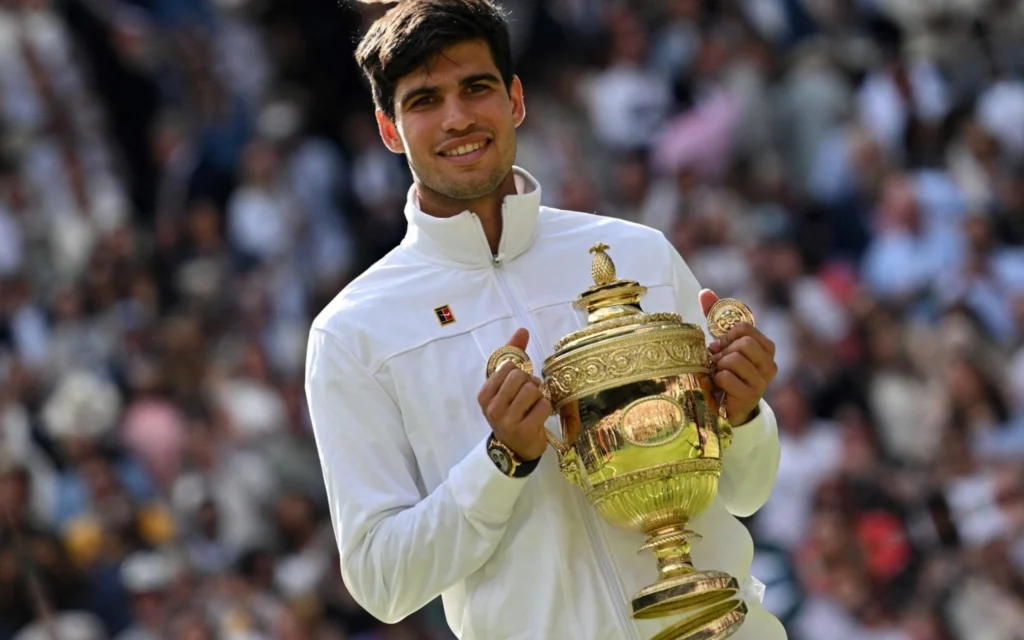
[700,289,778,426]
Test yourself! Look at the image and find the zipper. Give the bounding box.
[472,209,640,640]
[579,501,640,639]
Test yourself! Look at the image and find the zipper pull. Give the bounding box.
[493,256,501,267]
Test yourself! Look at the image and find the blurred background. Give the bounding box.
[0,0,1023,638]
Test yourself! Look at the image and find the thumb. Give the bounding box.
[507,327,530,351]
[699,288,719,318]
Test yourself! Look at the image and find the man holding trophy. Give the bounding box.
[305,1,786,638]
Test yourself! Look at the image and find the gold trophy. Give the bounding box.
[486,243,755,640]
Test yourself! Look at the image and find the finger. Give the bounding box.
[715,352,764,389]
[715,336,775,378]
[492,368,530,415]
[699,288,719,318]
[478,360,517,407]
[713,369,755,399]
[508,382,543,422]
[521,395,553,429]
[725,322,775,357]
[506,328,530,351]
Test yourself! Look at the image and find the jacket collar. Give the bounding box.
[401,166,542,268]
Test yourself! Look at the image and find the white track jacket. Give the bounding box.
[305,167,787,640]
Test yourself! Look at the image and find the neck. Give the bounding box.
[414,171,517,255]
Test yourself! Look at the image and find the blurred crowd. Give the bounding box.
[1,0,1023,638]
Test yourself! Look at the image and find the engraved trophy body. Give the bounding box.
[486,244,756,640]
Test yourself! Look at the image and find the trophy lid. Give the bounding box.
[551,243,700,356]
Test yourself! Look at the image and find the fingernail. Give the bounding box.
[713,353,722,363]
[710,340,721,352]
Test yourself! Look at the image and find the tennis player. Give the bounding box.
[305,2,786,638]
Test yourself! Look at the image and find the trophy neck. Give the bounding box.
[573,243,649,323]
[574,281,648,323]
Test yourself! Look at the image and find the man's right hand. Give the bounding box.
[477,328,551,461]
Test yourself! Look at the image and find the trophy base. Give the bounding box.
[631,570,739,619]
[650,598,748,640]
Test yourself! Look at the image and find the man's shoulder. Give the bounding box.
[535,206,672,274]
[538,206,668,242]
[308,244,472,370]
[536,205,671,252]
[310,246,419,340]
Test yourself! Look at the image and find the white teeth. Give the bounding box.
[442,141,486,157]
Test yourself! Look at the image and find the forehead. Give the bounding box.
[395,39,499,91]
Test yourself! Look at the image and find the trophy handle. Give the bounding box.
[717,401,734,451]
[544,421,584,489]
[544,426,567,456]
[539,386,587,489]
[485,347,582,485]
[557,447,584,489]
[536,383,576,465]
[710,358,735,451]
[705,297,755,454]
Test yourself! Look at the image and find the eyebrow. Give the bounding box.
[397,73,503,109]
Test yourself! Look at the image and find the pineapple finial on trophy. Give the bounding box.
[575,242,648,323]
[589,243,616,285]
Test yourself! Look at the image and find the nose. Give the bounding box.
[440,96,475,132]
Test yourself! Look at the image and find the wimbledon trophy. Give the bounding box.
[486,243,755,640]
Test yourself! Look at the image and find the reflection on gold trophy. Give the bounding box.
[486,243,756,640]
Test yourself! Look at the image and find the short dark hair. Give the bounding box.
[355,0,514,120]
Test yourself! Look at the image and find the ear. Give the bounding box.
[510,76,526,128]
[375,109,405,154]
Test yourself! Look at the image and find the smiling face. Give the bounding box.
[376,39,525,209]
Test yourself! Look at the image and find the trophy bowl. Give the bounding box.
[486,243,754,640]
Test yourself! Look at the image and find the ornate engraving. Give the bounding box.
[485,345,533,378]
[706,298,755,339]
[544,330,712,409]
[583,459,722,504]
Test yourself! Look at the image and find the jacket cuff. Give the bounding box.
[447,434,529,524]
[726,399,778,458]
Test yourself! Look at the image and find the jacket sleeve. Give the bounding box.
[664,239,781,518]
[305,327,529,624]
